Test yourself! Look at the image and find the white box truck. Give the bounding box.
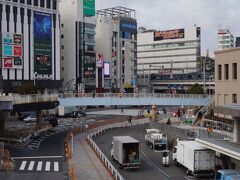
[111,136,140,169]
[173,140,215,177]
[145,129,167,150]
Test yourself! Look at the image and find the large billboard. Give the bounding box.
[83,0,95,16]
[96,53,103,68]
[34,11,52,75]
[154,29,185,41]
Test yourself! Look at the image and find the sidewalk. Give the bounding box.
[70,132,112,180]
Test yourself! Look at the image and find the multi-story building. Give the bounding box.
[0,0,61,92]
[59,0,96,93]
[215,47,240,106]
[235,37,240,47]
[217,27,234,50]
[137,27,201,89]
[95,7,137,92]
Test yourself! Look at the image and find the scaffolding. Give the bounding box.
[97,6,135,19]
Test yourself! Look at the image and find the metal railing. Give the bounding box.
[87,118,149,180]
[59,93,212,99]
[13,94,59,104]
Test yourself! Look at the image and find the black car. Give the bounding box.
[48,116,58,127]
[70,111,86,118]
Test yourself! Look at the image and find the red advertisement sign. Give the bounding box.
[3,58,13,68]
[13,46,22,57]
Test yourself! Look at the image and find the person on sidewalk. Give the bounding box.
[121,108,124,114]
[128,116,132,126]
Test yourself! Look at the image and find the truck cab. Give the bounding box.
[214,169,240,180]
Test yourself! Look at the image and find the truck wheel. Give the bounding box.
[174,159,179,166]
[117,162,122,169]
[186,169,191,175]
[150,144,153,149]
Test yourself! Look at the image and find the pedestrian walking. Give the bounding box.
[121,108,124,114]
[128,116,132,126]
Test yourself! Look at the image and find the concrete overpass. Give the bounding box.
[59,93,213,106]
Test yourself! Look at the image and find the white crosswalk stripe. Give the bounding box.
[19,161,27,170]
[28,161,35,171]
[45,161,51,171]
[54,162,59,172]
[18,160,60,172]
[36,161,43,171]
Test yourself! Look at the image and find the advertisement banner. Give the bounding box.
[3,57,13,68]
[13,46,22,57]
[34,11,52,75]
[3,45,13,56]
[13,34,22,44]
[154,29,185,41]
[83,0,95,16]
[13,57,22,67]
[96,53,103,68]
[2,32,13,44]
[104,62,110,77]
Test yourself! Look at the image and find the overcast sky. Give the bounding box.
[96,0,240,57]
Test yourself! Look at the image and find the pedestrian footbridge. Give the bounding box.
[59,93,213,107]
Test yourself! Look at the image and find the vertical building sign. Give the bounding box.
[34,11,52,75]
[83,0,95,16]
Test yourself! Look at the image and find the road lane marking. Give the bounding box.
[13,156,63,159]
[28,161,35,171]
[141,151,170,179]
[54,162,59,171]
[45,161,51,171]
[36,161,43,171]
[19,161,27,170]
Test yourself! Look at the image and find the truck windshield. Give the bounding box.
[215,172,221,180]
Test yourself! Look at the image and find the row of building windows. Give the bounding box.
[5,0,57,10]
[217,63,237,80]
[139,41,200,50]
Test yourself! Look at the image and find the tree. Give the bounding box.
[188,83,204,94]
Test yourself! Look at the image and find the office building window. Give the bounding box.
[13,0,18,2]
[224,64,229,80]
[27,0,31,5]
[61,46,64,49]
[232,63,237,80]
[218,65,222,80]
[34,0,38,6]
[61,24,64,28]
[61,35,64,39]
[53,0,57,10]
[46,0,51,8]
[40,0,44,7]
[232,94,237,103]
[61,56,64,61]
[20,0,25,3]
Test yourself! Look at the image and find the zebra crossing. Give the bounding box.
[17,160,61,172]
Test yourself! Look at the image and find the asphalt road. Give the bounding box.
[93,124,187,180]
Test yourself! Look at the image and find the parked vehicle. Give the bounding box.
[214,169,240,180]
[19,111,36,121]
[48,116,58,127]
[70,110,86,118]
[23,115,37,123]
[56,106,86,117]
[173,140,215,177]
[111,136,140,169]
[162,150,169,167]
[145,129,167,150]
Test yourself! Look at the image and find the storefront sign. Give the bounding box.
[154,29,185,41]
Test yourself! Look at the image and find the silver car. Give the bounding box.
[23,116,37,123]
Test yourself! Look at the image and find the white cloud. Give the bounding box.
[96,0,240,56]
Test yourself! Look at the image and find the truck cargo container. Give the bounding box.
[111,136,140,169]
[173,140,215,177]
